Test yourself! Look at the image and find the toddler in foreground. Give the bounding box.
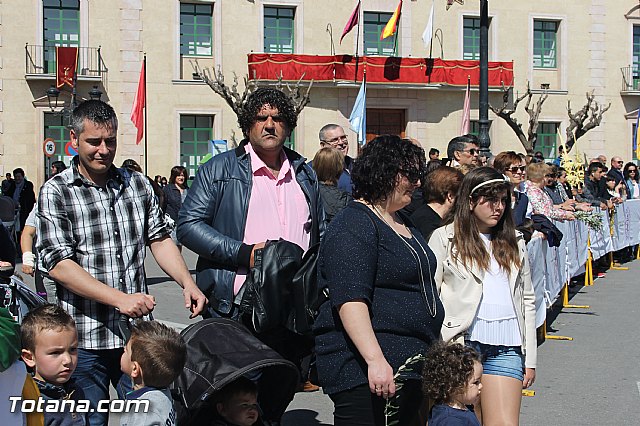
[119,320,187,426]
[422,343,483,426]
[213,377,260,426]
[21,304,87,425]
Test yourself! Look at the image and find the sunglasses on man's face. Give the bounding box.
[459,148,479,156]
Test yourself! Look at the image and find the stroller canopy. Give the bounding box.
[172,318,299,424]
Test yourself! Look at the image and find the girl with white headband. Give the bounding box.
[429,167,536,425]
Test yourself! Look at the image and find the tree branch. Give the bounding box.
[565,91,611,152]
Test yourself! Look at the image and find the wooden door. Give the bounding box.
[366,109,406,143]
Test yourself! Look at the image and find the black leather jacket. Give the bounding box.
[177,140,326,315]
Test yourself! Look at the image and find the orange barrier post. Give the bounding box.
[543,319,573,341]
[585,237,594,286]
[561,281,590,309]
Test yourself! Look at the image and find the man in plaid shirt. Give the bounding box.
[36,100,207,426]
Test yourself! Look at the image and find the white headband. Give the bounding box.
[470,176,510,195]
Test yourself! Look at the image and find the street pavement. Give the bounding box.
[16,248,640,425]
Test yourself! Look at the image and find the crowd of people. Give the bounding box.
[0,87,638,426]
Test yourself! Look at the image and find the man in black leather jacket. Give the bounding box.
[177,88,326,320]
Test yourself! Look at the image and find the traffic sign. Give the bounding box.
[65,141,78,156]
[43,138,56,158]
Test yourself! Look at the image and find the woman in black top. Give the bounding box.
[312,147,352,223]
[314,135,444,426]
[163,166,189,251]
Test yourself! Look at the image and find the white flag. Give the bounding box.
[421,0,435,49]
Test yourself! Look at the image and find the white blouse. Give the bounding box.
[468,233,522,346]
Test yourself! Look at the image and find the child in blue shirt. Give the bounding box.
[119,321,186,426]
[422,343,483,426]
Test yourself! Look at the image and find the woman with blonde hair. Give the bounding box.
[524,162,575,221]
[429,167,536,425]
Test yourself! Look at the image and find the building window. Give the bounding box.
[43,0,80,74]
[44,113,72,175]
[470,120,480,137]
[180,3,213,56]
[363,12,396,56]
[463,17,481,60]
[533,20,558,68]
[264,7,294,53]
[633,26,640,90]
[284,131,295,150]
[537,122,559,159]
[180,115,213,178]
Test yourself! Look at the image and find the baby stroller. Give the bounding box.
[1,274,47,323]
[171,318,300,426]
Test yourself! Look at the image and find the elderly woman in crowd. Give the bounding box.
[429,167,537,426]
[524,162,575,221]
[410,166,463,240]
[314,135,443,426]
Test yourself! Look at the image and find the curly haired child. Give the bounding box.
[422,343,482,426]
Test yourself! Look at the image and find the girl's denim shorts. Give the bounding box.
[466,340,525,381]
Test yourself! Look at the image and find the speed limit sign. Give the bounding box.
[43,138,56,158]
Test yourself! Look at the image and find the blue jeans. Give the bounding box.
[72,348,132,426]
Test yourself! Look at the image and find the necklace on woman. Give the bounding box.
[371,204,438,318]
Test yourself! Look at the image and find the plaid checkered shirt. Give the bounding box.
[36,157,168,350]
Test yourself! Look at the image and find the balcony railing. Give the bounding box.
[25,44,108,78]
[621,65,640,92]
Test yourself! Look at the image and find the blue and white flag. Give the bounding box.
[349,78,367,145]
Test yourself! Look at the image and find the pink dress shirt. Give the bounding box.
[233,143,311,294]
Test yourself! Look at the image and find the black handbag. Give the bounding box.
[238,239,324,336]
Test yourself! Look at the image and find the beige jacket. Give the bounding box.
[428,224,537,369]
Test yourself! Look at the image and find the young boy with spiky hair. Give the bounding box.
[20,304,87,425]
[119,320,186,426]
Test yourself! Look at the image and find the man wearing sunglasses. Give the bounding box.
[319,124,354,194]
[607,156,630,197]
[446,134,479,168]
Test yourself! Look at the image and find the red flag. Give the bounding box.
[131,60,146,145]
[56,47,78,89]
[340,1,360,44]
[460,78,471,135]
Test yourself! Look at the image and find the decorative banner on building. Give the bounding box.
[248,54,514,87]
[56,46,78,89]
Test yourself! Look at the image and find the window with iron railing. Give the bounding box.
[43,0,80,74]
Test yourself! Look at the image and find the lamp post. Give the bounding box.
[478,0,491,157]
[45,73,102,128]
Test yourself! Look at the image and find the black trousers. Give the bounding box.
[330,381,424,426]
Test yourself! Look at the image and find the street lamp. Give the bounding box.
[45,76,102,126]
[477,0,491,157]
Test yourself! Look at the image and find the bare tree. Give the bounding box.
[565,91,611,153]
[191,61,313,145]
[489,81,548,154]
